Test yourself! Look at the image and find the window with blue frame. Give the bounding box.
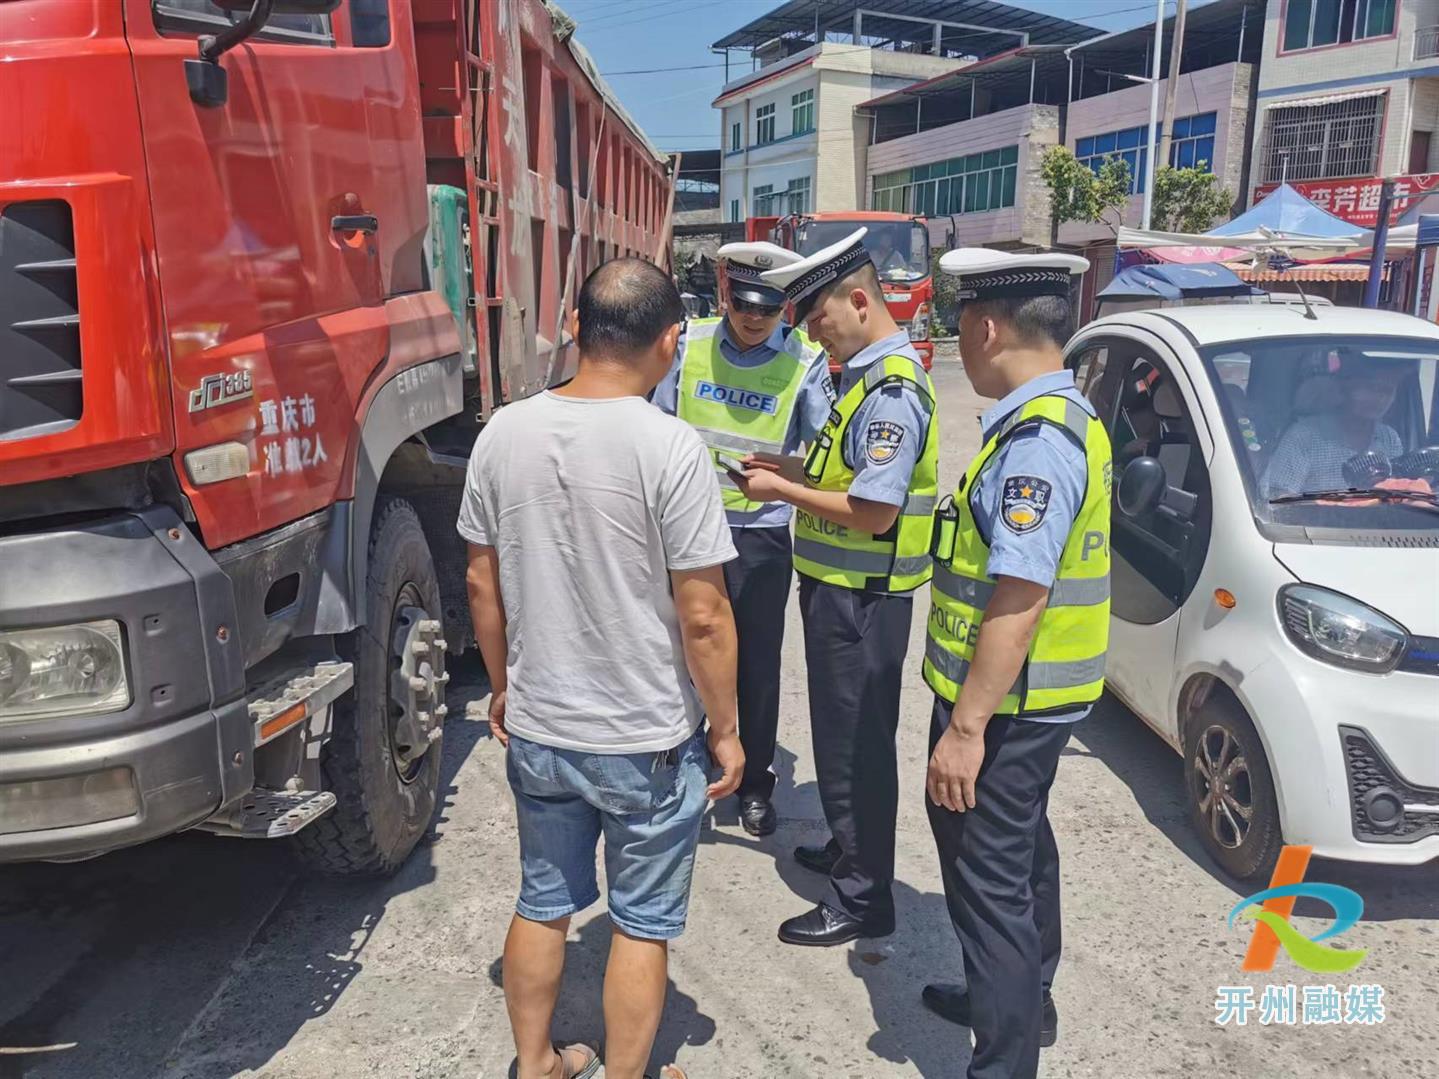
[870,146,1018,215]
[1075,112,1219,192]
[1076,125,1150,193]
[1169,112,1218,171]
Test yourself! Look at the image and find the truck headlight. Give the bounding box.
[0,621,130,721]
[1279,585,1407,673]
[908,303,931,342]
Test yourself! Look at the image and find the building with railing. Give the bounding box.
[711,0,1092,222]
[858,0,1263,309]
[1249,0,1439,225]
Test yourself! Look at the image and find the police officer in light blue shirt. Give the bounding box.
[919,248,1104,1079]
[652,241,832,836]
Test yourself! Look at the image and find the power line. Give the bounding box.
[602,62,729,75]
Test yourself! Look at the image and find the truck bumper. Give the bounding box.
[0,506,251,862]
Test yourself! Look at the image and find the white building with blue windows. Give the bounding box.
[858,0,1263,311]
[710,0,1093,222]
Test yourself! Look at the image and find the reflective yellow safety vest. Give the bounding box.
[676,317,824,513]
[794,353,939,593]
[923,394,1112,716]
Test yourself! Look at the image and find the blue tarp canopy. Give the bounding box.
[1097,262,1260,301]
[1207,183,1364,238]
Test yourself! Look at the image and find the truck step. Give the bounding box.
[198,789,337,840]
[248,660,354,747]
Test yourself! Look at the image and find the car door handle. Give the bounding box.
[331,214,378,234]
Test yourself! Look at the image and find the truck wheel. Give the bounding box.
[295,497,447,875]
[1183,693,1282,884]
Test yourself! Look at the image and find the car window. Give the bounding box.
[1109,350,1213,625]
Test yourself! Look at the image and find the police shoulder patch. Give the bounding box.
[865,420,906,464]
[1000,475,1053,534]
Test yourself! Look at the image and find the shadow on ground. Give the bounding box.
[0,662,492,1079]
[701,745,968,1078]
[1074,691,1439,923]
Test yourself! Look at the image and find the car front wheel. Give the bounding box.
[1184,693,1283,883]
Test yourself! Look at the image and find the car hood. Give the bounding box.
[1274,543,1439,634]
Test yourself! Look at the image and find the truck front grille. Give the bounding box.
[1,201,82,442]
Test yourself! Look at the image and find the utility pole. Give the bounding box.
[1157,0,1188,166]
[1141,0,1165,230]
[1364,178,1396,309]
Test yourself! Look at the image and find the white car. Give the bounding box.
[1063,304,1439,881]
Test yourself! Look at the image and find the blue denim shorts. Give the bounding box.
[505,725,710,941]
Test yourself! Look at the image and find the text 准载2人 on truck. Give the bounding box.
[748,211,934,373]
[0,0,675,871]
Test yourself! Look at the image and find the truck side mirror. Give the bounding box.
[190,0,343,108]
[1117,456,1167,518]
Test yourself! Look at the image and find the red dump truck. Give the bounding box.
[0,0,673,871]
[747,210,934,372]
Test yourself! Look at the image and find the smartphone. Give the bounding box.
[715,452,747,476]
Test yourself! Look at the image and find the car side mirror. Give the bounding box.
[1117,456,1167,518]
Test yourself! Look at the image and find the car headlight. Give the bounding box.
[908,303,931,341]
[1278,585,1407,673]
[0,621,130,721]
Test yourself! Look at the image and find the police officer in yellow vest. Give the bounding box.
[652,241,833,836]
[919,249,1110,1079]
[738,228,940,947]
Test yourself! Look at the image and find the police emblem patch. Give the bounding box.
[1001,475,1052,534]
[865,420,905,463]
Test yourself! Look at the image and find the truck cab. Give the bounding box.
[751,211,933,372]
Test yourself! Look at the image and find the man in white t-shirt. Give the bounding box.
[459,258,742,1079]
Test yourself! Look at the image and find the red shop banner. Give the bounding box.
[1254,173,1439,228]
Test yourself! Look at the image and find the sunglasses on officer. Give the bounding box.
[731,296,783,318]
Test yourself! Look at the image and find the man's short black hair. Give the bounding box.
[969,294,1074,350]
[804,260,883,318]
[577,258,684,360]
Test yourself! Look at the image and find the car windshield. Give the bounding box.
[793,220,929,283]
[1199,335,1439,532]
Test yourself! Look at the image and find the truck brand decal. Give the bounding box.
[188,371,254,413]
[694,380,778,415]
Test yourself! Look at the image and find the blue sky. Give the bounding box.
[564,0,1212,152]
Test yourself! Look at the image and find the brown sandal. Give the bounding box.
[649,1066,687,1079]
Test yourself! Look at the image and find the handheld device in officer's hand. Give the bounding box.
[716,452,748,476]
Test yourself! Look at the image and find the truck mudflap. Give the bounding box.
[0,505,251,862]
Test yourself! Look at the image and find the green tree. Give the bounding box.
[1039,146,1132,235]
[1150,165,1234,233]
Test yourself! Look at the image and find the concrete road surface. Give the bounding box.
[3,346,1436,1079]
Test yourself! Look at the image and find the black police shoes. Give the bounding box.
[777,903,894,947]
[739,794,777,836]
[793,840,840,875]
[920,984,1058,1047]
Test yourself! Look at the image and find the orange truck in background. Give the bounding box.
[0,0,672,872]
[747,211,934,373]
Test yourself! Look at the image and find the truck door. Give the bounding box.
[123,0,426,548]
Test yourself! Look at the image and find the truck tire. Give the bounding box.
[295,497,446,875]
[1184,693,1283,884]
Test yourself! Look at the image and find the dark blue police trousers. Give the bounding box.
[722,525,792,801]
[926,694,1074,1079]
[798,575,913,927]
